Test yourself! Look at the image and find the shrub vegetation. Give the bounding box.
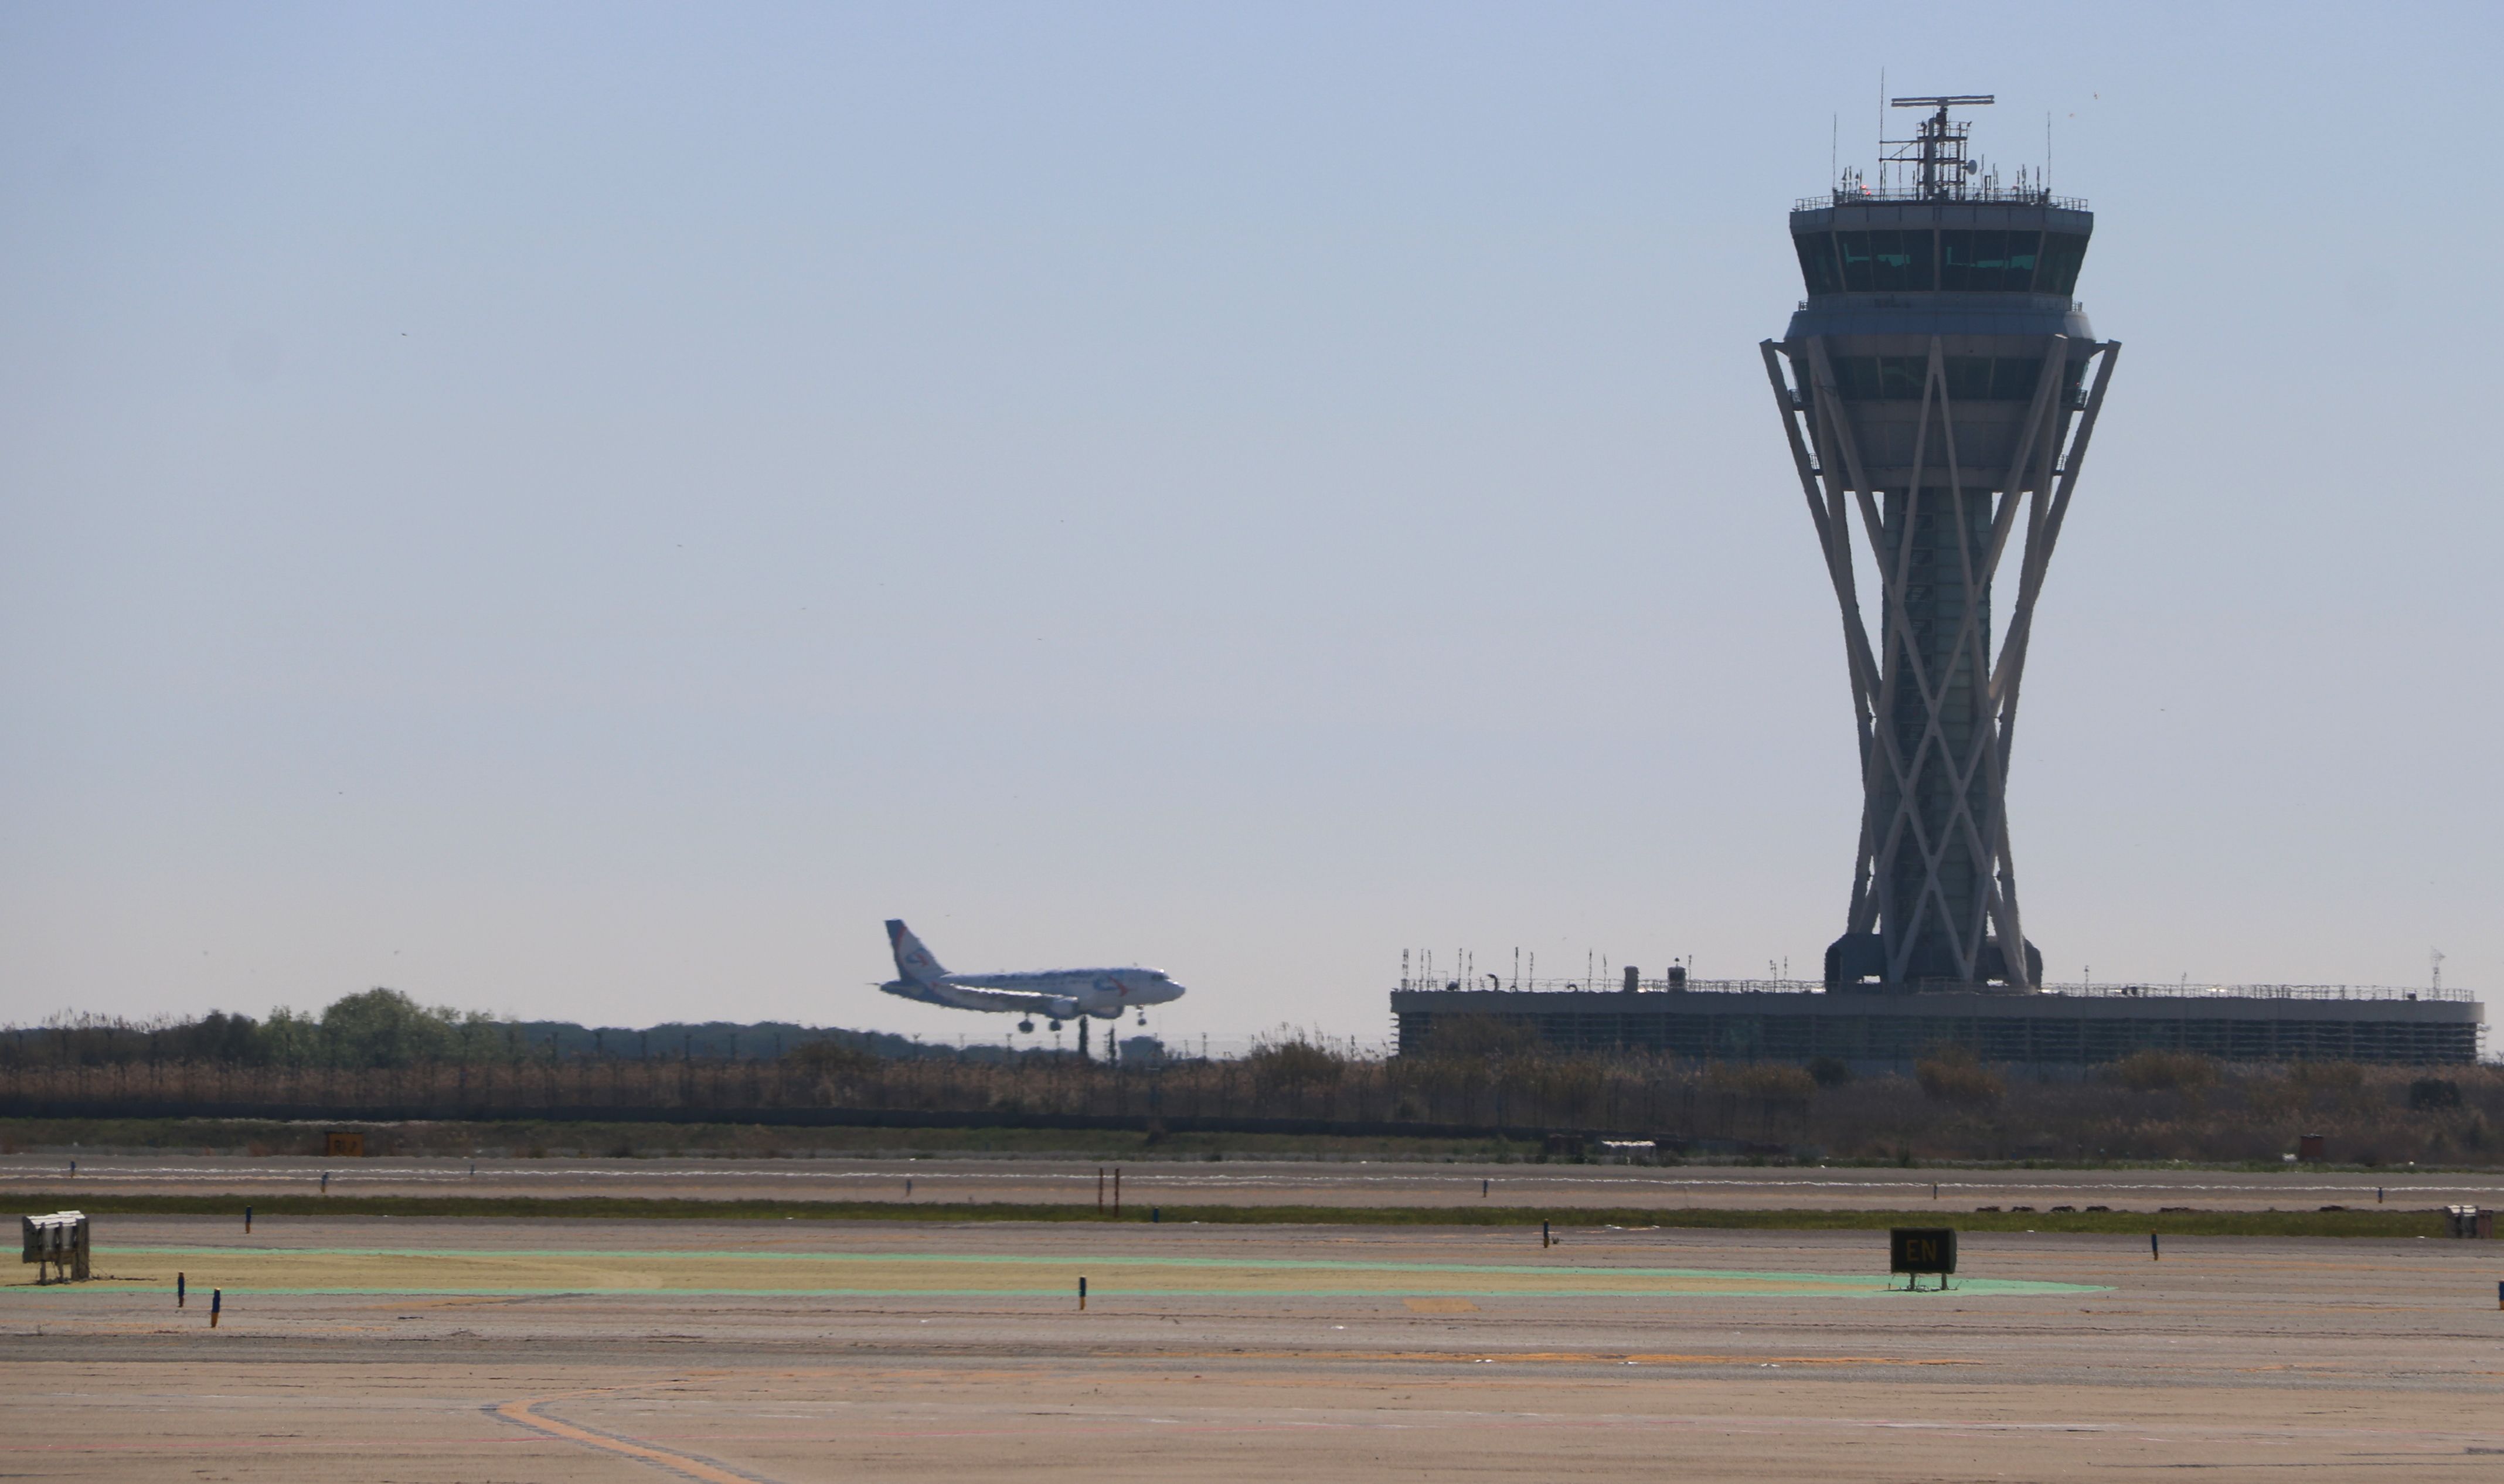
[8,995,2504,1166]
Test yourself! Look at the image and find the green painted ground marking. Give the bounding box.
[45,1246,2105,1299]
[3,1283,2090,1299]
[104,1245,2096,1287]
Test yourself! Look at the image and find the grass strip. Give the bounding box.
[5,1192,2449,1238]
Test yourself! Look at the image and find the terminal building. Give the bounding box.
[1389,98,2480,1069]
[1389,975,2481,1069]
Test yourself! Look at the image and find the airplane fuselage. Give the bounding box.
[878,971,1181,1019]
[879,921,1186,1026]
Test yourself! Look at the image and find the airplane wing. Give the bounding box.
[895,981,1081,1017]
[936,984,1063,1013]
[943,972,1073,991]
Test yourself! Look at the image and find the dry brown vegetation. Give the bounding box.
[4,1036,2501,1165]
[1914,1047,2006,1107]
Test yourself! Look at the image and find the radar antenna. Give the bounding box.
[1886,94,1995,200]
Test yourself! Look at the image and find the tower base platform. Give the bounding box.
[1390,984,2481,1068]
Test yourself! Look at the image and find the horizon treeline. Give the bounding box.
[2,1024,2500,1166]
[0,989,1002,1070]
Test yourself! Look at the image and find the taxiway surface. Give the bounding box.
[4,1153,2486,1211]
[8,1215,2503,1480]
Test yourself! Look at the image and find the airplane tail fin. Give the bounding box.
[885,919,947,986]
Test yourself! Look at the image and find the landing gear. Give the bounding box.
[1018,1020,1035,1034]
[1046,1019,1062,1032]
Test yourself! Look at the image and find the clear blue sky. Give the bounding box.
[3,2,2496,1045]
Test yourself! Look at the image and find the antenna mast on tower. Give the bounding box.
[1884,95,1995,200]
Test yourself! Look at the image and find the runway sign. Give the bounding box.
[1890,1227,1957,1276]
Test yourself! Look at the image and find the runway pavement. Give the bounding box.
[5,1152,2496,1211]
[7,1214,2504,1480]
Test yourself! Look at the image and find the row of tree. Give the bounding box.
[0,991,952,1071]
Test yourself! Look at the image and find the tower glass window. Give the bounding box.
[1836,232,1874,291]
[1794,232,1842,295]
[2002,232,2040,291]
[2036,232,2090,297]
[1873,230,1934,291]
[1945,356,1993,401]
[1986,356,2040,400]
[1835,230,1934,292]
[1827,356,2078,403]
[1939,230,1991,290]
[1941,229,2044,292]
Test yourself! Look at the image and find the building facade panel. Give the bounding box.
[1390,991,2481,1067]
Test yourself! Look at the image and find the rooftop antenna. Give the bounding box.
[2431,948,2446,992]
[1886,94,1995,200]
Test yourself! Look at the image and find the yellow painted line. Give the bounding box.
[494,1388,774,1484]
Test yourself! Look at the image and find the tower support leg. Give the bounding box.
[1764,336,2119,989]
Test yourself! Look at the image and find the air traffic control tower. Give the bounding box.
[1388,97,2478,1067]
[1763,96,2114,993]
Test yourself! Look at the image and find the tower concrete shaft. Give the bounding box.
[1762,100,2118,991]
